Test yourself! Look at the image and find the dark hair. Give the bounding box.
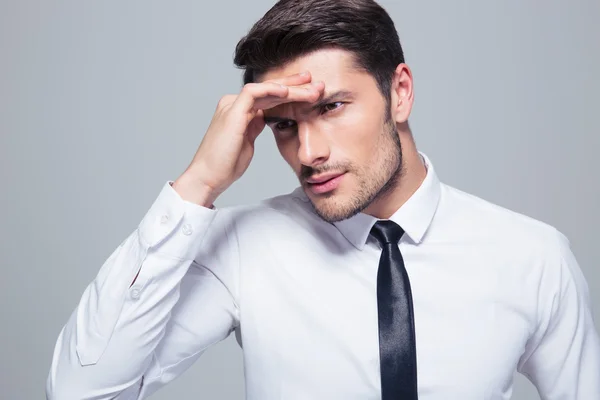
[233,0,405,104]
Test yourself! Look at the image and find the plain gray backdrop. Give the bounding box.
[1,0,598,399]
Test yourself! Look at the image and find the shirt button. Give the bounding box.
[182,224,193,236]
[130,286,142,300]
[160,214,169,224]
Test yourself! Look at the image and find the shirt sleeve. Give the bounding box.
[517,230,600,399]
[46,181,240,400]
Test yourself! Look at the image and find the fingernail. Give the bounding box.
[299,71,310,76]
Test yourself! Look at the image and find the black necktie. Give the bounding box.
[370,220,418,399]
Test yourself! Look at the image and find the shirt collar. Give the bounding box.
[331,152,442,250]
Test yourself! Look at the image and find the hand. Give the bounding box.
[173,72,325,206]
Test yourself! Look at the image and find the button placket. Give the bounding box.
[130,285,142,300]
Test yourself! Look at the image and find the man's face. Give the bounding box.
[261,49,404,223]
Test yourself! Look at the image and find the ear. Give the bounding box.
[389,63,414,124]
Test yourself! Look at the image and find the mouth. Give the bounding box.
[305,172,346,194]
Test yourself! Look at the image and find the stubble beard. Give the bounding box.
[308,119,405,223]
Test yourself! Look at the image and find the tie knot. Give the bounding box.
[370,220,405,246]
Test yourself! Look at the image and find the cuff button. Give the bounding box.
[182,224,193,236]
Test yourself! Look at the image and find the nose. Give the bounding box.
[297,122,330,167]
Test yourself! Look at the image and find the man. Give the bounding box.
[47,0,600,399]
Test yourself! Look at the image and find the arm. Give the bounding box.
[46,181,239,399]
[47,72,324,399]
[517,230,600,399]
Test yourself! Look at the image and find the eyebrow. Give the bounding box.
[263,90,355,124]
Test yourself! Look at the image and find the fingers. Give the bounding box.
[232,79,325,114]
[232,81,290,113]
[255,81,325,111]
[269,71,312,87]
[246,109,265,144]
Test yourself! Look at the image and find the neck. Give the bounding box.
[363,132,427,220]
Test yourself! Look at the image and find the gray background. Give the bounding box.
[1,0,598,399]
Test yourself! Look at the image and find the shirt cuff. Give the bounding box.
[137,181,218,260]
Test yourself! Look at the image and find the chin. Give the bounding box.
[307,187,366,223]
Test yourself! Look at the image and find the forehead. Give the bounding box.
[258,48,373,89]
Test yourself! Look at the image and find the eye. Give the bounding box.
[321,102,344,114]
[275,120,297,131]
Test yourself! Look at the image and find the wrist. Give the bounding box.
[172,173,219,208]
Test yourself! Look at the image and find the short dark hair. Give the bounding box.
[233,0,405,104]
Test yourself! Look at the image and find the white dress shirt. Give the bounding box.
[47,153,600,400]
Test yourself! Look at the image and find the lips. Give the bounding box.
[305,172,346,195]
[306,172,344,184]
